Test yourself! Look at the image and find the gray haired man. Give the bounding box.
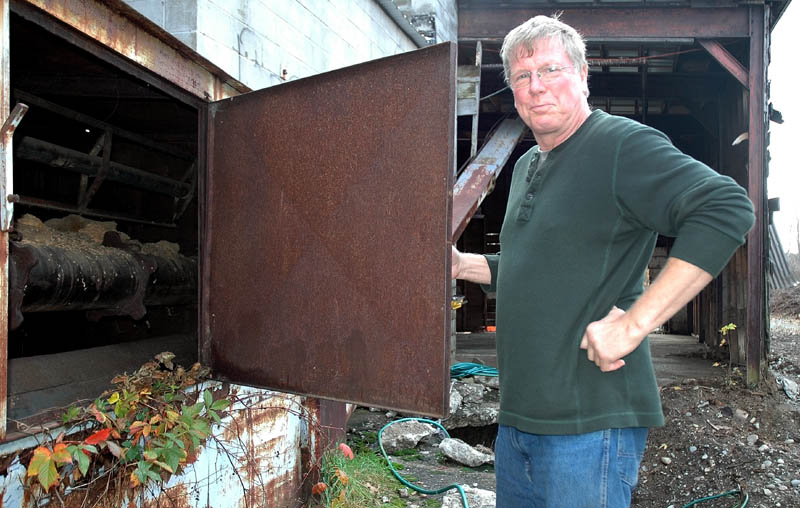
[452,14,754,507]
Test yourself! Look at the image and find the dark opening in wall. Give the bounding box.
[6,13,200,425]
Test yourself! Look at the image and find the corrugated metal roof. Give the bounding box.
[770,224,799,289]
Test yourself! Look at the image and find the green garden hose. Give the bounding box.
[378,417,470,508]
[682,489,749,507]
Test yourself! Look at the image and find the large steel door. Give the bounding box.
[202,43,455,417]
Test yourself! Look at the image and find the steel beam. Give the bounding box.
[13,0,247,104]
[17,137,192,198]
[459,7,750,41]
[746,6,767,387]
[699,40,749,90]
[452,116,527,241]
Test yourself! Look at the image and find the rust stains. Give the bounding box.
[141,483,192,508]
[21,0,247,101]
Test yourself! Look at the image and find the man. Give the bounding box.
[451,15,755,507]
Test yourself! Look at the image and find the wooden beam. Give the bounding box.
[746,6,767,387]
[699,40,749,89]
[459,7,750,41]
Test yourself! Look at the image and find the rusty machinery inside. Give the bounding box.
[453,33,754,334]
[7,13,201,423]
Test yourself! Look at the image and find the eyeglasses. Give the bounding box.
[509,65,574,89]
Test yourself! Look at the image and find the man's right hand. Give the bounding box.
[451,246,462,279]
[451,246,491,284]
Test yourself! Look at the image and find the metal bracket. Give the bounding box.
[1,102,29,231]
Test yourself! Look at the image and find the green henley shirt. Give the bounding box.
[483,110,755,435]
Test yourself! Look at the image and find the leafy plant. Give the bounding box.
[719,323,738,384]
[312,441,403,508]
[24,353,230,501]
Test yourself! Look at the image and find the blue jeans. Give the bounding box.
[495,425,647,508]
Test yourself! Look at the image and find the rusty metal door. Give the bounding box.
[202,43,455,417]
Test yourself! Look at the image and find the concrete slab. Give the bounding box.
[455,332,717,386]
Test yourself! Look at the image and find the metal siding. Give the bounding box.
[203,43,456,417]
[0,386,324,507]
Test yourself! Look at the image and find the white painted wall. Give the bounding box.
[124,0,457,90]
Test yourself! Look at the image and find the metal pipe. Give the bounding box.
[375,0,428,48]
[16,137,192,197]
[8,238,196,330]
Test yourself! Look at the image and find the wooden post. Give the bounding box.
[746,5,768,387]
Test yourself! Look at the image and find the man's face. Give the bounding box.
[509,38,589,145]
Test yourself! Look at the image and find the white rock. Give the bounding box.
[734,409,749,421]
[758,444,769,452]
[439,437,494,467]
[791,479,800,488]
[443,381,499,429]
[747,434,759,446]
[764,488,773,496]
[380,420,438,453]
[660,456,672,465]
[442,485,496,508]
[781,377,799,400]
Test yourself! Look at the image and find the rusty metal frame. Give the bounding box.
[452,116,527,241]
[202,43,456,417]
[0,0,8,440]
[0,103,25,231]
[15,0,247,103]
[459,7,750,41]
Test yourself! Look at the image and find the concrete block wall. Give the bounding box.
[124,0,456,91]
[395,0,457,43]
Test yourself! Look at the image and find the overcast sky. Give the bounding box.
[768,1,799,253]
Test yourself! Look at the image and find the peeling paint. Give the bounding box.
[0,385,329,508]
